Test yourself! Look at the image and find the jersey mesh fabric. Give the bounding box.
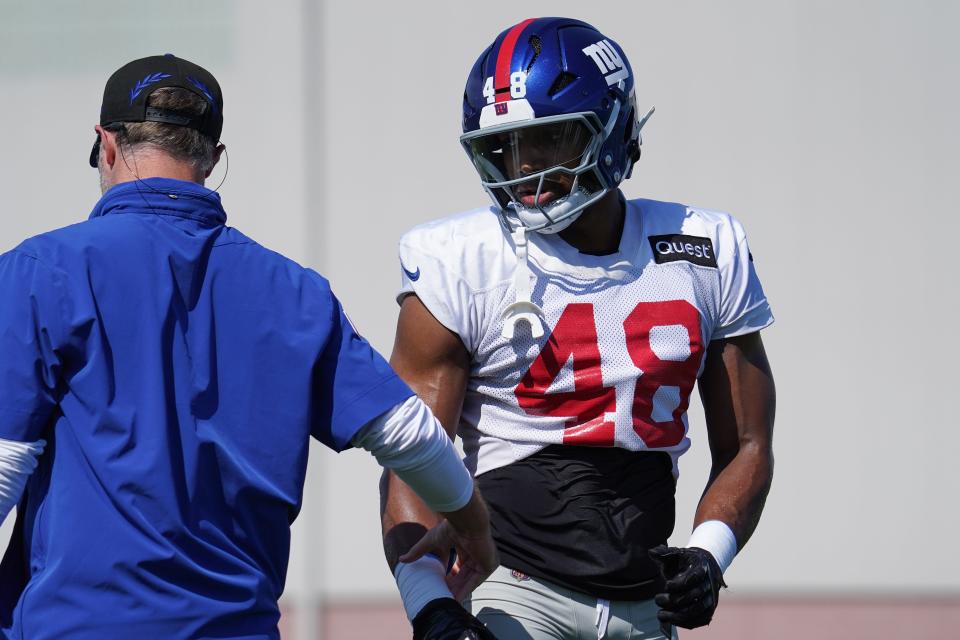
[398,198,773,478]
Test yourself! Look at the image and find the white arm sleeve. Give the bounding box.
[352,395,473,513]
[0,437,46,525]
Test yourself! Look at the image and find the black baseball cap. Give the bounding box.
[90,54,223,167]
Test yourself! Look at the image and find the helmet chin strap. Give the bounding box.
[500,227,545,339]
[498,185,586,339]
[497,100,640,341]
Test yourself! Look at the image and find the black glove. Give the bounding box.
[412,597,498,640]
[648,545,727,635]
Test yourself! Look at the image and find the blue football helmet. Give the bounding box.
[461,17,653,234]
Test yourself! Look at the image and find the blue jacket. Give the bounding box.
[0,178,411,639]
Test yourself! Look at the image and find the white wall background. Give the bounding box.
[2,0,958,625]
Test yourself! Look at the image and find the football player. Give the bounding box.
[381,17,776,640]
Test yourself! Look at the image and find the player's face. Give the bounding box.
[500,122,589,206]
[466,119,593,208]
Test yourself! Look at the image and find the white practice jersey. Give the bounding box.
[397,197,773,477]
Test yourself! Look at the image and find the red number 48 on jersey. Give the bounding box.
[514,300,703,448]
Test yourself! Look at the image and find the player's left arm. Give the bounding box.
[650,330,774,631]
[696,330,775,544]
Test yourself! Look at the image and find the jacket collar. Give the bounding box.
[89,177,227,225]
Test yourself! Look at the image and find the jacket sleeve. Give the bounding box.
[0,250,69,443]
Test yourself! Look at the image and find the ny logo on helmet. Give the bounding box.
[582,39,629,86]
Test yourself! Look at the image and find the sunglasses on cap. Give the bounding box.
[88,124,126,168]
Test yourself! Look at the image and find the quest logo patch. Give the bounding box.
[648,234,718,268]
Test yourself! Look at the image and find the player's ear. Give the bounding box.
[95,125,118,169]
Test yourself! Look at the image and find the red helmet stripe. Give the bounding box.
[494,18,536,103]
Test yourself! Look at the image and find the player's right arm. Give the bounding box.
[380,294,498,635]
[382,294,472,569]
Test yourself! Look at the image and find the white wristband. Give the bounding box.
[686,520,738,574]
[393,555,454,621]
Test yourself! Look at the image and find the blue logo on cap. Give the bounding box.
[187,76,217,113]
[130,72,172,104]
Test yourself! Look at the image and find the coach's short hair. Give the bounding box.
[119,87,218,175]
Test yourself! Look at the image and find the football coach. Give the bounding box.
[0,55,496,639]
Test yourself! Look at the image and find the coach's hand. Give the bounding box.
[411,597,497,640]
[649,545,726,634]
[401,488,498,601]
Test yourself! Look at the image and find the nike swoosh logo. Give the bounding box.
[402,264,420,281]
